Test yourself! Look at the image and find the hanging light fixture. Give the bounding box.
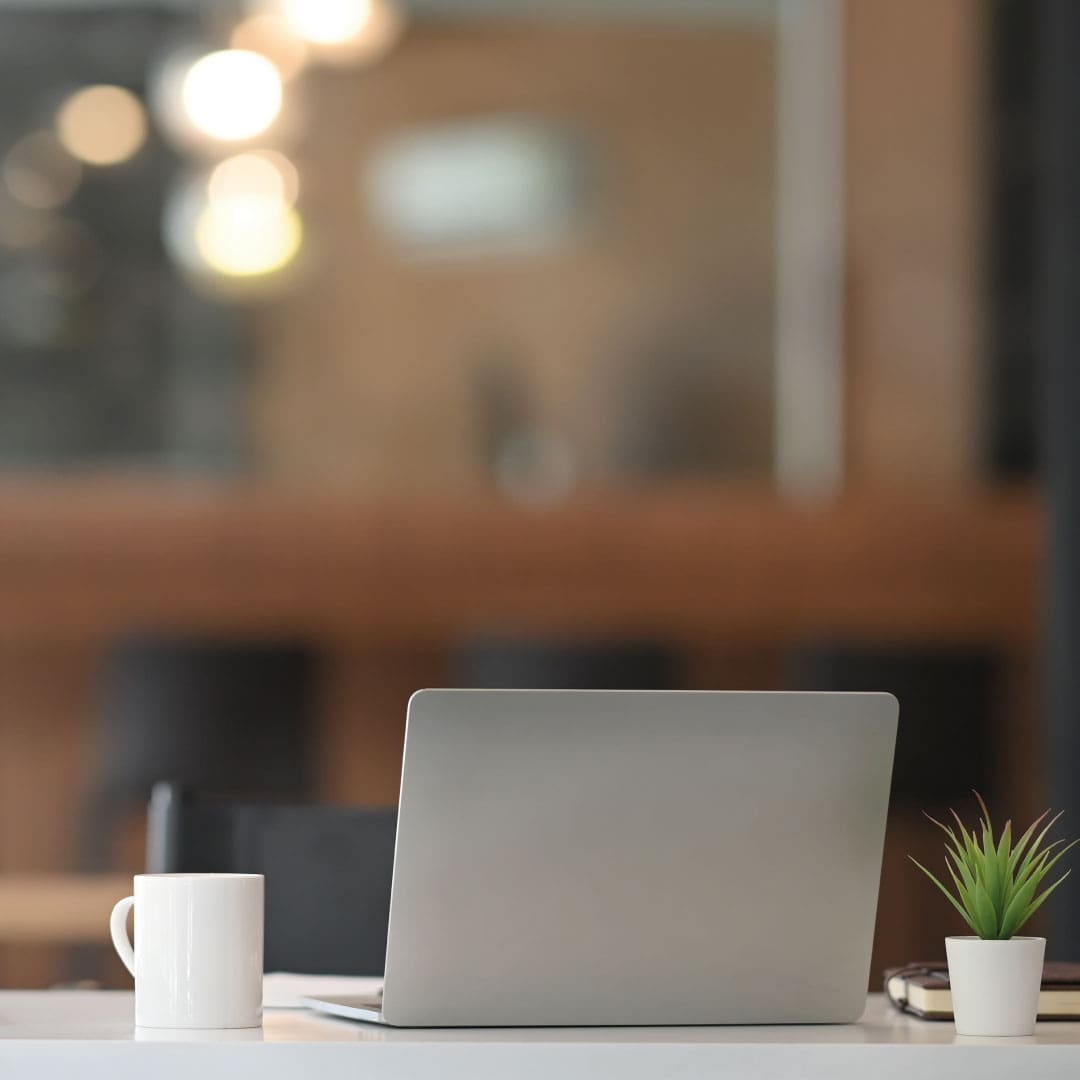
[230,12,308,81]
[55,85,147,167]
[2,132,81,210]
[181,50,283,142]
[276,0,404,66]
[163,154,304,293]
[150,44,286,155]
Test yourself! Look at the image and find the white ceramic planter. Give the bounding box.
[945,935,1045,1036]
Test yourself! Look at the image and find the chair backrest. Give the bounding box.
[788,644,998,803]
[456,637,676,689]
[98,639,316,801]
[146,783,396,975]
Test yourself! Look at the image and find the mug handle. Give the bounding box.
[110,895,136,977]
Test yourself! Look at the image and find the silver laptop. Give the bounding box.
[304,689,897,1027]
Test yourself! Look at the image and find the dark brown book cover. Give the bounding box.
[884,961,1080,1021]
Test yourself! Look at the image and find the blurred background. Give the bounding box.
[0,0,1070,988]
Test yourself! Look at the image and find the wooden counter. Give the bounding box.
[0,481,1040,645]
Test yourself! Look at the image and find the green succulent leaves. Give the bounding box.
[911,793,1078,941]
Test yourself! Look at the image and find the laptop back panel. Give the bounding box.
[381,689,897,1026]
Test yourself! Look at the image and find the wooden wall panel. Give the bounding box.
[845,0,985,489]
[0,643,101,987]
[250,22,777,490]
[318,647,447,806]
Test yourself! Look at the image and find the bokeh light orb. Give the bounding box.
[164,164,303,289]
[208,150,299,207]
[230,13,307,81]
[56,85,147,167]
[180,50,282,142]
[278,0,404,65]
[195,198,302,278]
[280,0,372,45]
[3,132,81,210]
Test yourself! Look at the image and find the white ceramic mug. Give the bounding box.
[110,873,264,1029]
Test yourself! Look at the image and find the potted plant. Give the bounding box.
[912,793,1077,1036]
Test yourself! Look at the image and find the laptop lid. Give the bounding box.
[381,689,897,1026]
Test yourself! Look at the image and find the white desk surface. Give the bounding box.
[2,991,1080,1079]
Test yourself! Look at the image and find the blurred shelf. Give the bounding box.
[0,480,1040,646]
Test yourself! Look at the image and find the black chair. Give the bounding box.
[456,636,676,690]
[80,637,316,870]
[146,783,396,975]
[789,644,1002,804]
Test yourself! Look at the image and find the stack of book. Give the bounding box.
[885,962,1080,1021]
